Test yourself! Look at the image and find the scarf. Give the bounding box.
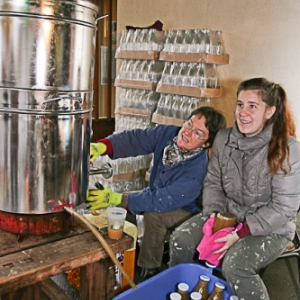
[162,137,203,167]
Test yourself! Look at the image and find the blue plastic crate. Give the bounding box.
[113,263,234,300]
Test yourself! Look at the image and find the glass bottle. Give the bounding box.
[181,29,193,53]
[173,29,184,53]
[155,94,166,115]
[193,274,210,300]
[195,63,207,88]
[164,29,176,52]
[170,95,181,118]
[119,29,128,50]
[191,28,203,53]
[190,292,202,300]
[161,61,172,84]
[170,292,182,300]
[163,94,175,117]
[206,64,220,88]
[210,30,225,55]
[179,96,192,120]
[207,282,225,300]
[177,282,189,300]
[125,29,135,51]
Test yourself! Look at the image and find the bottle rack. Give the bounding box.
[112,28,229,184]
[114,30,229,127]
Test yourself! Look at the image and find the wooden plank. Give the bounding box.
[159,51,230,64]
[0,222,89,257]
[0,231,133,294]
[79,258,115,300]
[1,283,41,300]
[40,278,74,300]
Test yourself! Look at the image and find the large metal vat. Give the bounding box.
[0,0,99,215]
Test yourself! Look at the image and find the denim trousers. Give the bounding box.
[169,213,290,300]
[137,209,192,269]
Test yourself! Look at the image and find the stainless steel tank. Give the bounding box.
[0,0,99,214]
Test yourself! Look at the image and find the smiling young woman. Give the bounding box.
[169,77,300,300]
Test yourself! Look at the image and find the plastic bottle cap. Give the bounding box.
[178,282,189,291]
[170,292,182,300]
[229,296,239,300]
[200,274,210,282]
[215,282,226,289]
[190,291,202,299]
[205,261,217,268]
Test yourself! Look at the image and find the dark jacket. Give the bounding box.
[203,123,300,240]
[107,125,209,214]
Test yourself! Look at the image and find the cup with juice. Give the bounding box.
[106,207,127,239]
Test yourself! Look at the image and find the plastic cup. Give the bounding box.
[106,207,127,240]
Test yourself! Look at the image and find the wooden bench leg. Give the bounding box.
[40,278,74,300]
[79,257,115,300]
[1,283,41,300]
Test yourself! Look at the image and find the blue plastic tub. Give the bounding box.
[113,263,234,300]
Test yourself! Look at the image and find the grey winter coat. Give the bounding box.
[203,123,300,240]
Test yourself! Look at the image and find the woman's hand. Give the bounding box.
[213,232,240,260]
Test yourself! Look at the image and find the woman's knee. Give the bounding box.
[170,213,205,251]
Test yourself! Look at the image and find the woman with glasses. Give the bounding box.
[169,78,300,300]
[87,106,226,281]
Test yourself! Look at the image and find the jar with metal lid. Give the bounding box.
[190,291,202,300]
[207,282,225,300]
[170,292,182,300]
[177,282,189,300]
[193,274,210,300]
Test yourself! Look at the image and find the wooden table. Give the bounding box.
[0,220,134,300]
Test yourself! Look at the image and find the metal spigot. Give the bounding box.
[89,162,113,179]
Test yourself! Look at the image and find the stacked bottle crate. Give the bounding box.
[94,27,229,189]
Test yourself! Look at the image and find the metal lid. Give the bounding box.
[200,274,211,282]
[215,282,226,289]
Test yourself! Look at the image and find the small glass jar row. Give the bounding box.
[117,59,164,82]
[154,94,211,120]
[119,28,166,52]
[117,89,160,112]
[163,28,225,55]
[115,114,154,132]
[160,62,220,88]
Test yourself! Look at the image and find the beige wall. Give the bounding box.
[117,0,300,134]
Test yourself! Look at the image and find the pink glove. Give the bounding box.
[197,218,242,266]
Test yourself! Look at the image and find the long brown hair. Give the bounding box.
[237,78,296,175]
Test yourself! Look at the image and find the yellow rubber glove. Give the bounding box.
[90,142,107,162]
[86,184,122,210]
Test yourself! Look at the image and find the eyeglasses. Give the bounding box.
[182,119,208,140]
